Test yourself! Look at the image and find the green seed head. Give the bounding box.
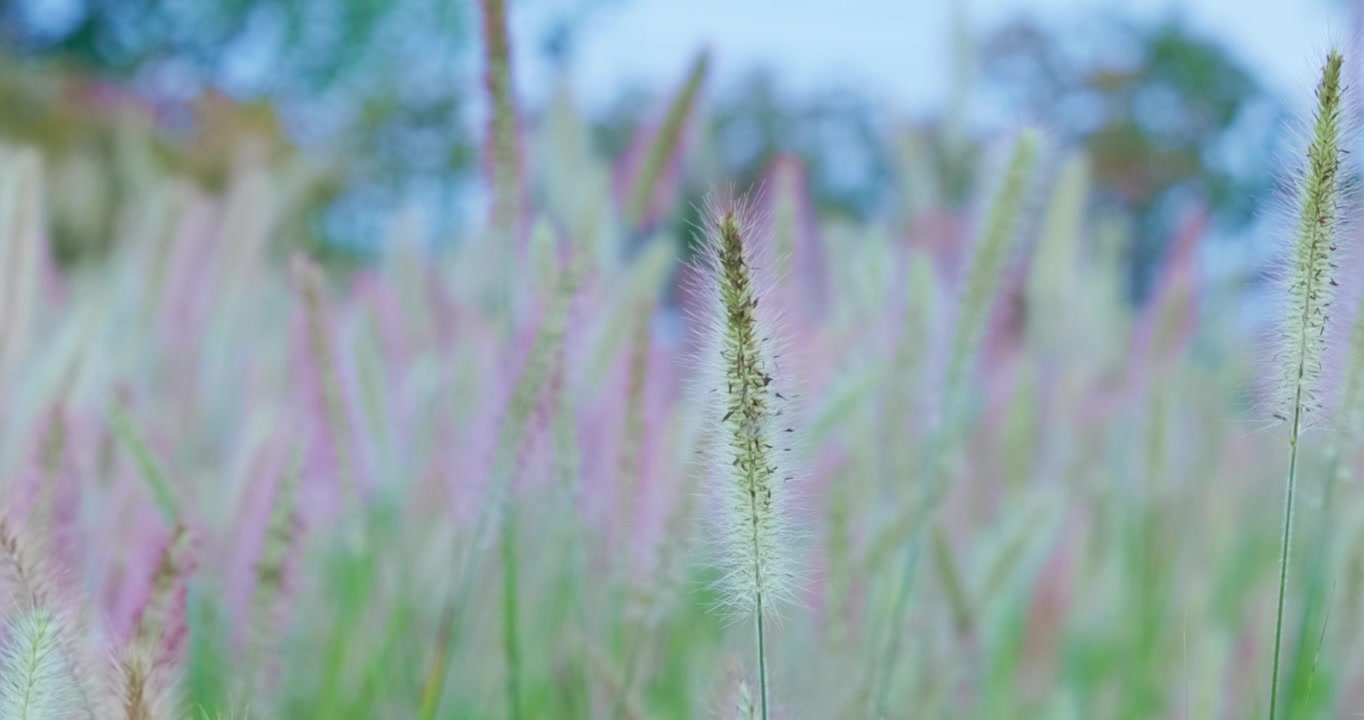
[693,192,801,618]
[1277,50,1348,422]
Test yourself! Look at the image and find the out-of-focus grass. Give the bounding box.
[0,8,1359,720]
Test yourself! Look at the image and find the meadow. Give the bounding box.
[0,3,1360,719]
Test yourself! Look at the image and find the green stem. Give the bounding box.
[1269,398,1303,720]
[756,592,769,720]
[875,513,925,714]
[611,621,645,720]
[502,506,523,720]
[874,434,946,715]
[1288,450,1341,715]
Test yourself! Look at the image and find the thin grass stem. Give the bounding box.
[1269,395,1303,720]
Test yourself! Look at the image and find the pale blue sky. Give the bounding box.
[505,0,1350,115]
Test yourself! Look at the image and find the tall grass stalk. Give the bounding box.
[873,129,1039,714]
[430,241,584,718]
[501,509,523,720]
[479,0,523,330]
[1287,290,1364,704]
[479,0,521,244]
[622,52,709,231]
[1269,49,1346,720]
[694,194,799,719]
[0,147,42,379]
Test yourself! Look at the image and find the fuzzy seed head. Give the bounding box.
[111,649,176,720]
[0,610,81,720]
[1278,50,1349,421]
[691,192,800,617]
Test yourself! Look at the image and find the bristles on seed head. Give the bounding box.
[1268,49,1355,426]
[687,188,804,618]
[106,647,178,720]
[0,518,100,719]
[0,609,84,719]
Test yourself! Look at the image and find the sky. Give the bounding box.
[492,0,1356,305]
[506,0,1352,115]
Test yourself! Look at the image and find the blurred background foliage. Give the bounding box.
[0,0,1280,299]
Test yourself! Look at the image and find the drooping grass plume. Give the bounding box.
[691,191,801,720]
[1267,48,1349,720]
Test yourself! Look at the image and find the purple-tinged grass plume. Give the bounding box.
[292,254,356,507]
[618,52,710,232]
[128,522,194,667]
[479,0,523,246]
[108,648,176,720]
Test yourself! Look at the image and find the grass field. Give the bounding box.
[0,4,1360,719]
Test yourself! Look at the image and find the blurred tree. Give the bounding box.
[978,17,1280,299]
[700,70,893,222]
[592,67,895,258]
[0,0,481,261]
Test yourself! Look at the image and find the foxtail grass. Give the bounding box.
[1268,49,1348,720]
[692,192,800,719]
[0,609,83,720]
[0,518,99,719]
